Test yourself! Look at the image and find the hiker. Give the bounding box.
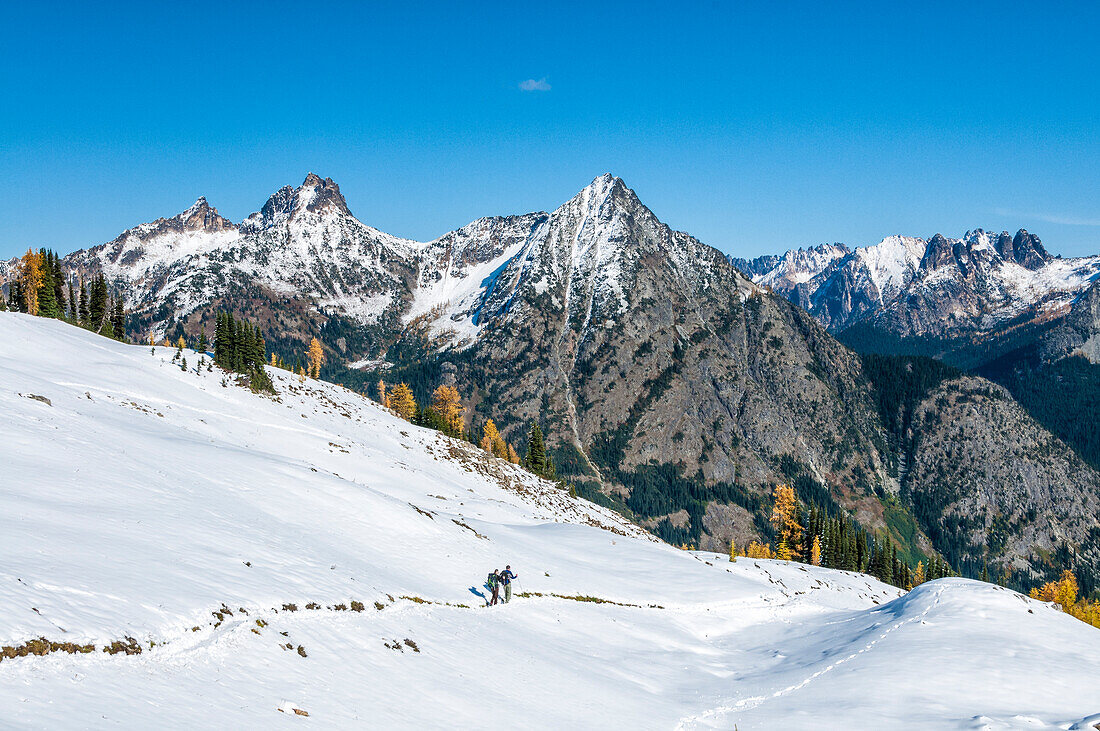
[487,569,501,606]
[500,565,518,603]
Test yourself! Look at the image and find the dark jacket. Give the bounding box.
[500,570,516,585]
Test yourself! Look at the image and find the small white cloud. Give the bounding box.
[995,207,1100,227]
[518,78,551,92]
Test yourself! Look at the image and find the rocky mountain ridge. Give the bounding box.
[4,174,1099,589]
[736,229,1100,357]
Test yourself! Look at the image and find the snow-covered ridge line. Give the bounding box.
[741,228,1100,334]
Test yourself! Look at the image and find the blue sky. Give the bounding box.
[2,1,1099,259]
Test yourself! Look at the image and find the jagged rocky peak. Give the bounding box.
[296,172,350,215]
[997,229,1050,269]
[256,173,351,225]
[168,196,234,233]
[921,233,960,270]
[559,173,637,217]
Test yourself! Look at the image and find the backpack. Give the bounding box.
[487,573,498,588]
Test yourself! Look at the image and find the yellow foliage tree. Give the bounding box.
[306,338,324,378]
[1029,570,1100,629]
[770,484,803,560]
[270,352,277,367]
[729,540,737,563]
[479,419,508,457]
[811,535,822,566]
[507,443,520,464]
[19,249,41,316]
[431,385,465,436]
[378,379,389,408]
[176,336,186,350]
[746,541,774,559]
[388,383,417,421]
[912,561,925,587]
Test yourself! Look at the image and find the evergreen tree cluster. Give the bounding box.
[771,501,951,589]
[522,424,555,480]
[6,250,126,340]
[212,312,274,393]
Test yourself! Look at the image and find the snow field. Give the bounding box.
[1,313,1098,729]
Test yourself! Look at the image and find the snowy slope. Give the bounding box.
[1,312,1099,729]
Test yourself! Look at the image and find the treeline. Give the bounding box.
[4,249,126,339]
[378,379,557,481]
[732,485,951,590]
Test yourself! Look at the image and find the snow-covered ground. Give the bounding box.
[1,312,1098,729]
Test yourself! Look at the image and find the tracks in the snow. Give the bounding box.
[674,586,946,729]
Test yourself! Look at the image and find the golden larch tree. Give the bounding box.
[388,383,417,421]
[20,249,41,316]
[770,484,803,560]
[507,443,520,464]
[912,561,925,587]
[746,541,774,559]
[431,385,465,436]
[811,535,822,566]
[480,419,506,456]
[377,379,389,408]
[306,338,324,378]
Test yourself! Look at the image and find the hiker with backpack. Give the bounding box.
[499,565,518,603]
[486,569,501,606]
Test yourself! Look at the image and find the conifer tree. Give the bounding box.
[388,383,417,420]
[523,423,554,479]
[729,540,737,563]
[78,277,88,323]
[198,330,208,353]
[66,280,76,320]
[431,385,465,437]
[377,379,388,408]
[912,561,925,587]
[11,278,25,312]
[111,298,126,340]
[811,535,822,566]
[35,249,60,319]
[507,443,520,464]
[19,249,41,316]
[769,485,803,561]
[307,338,324,378]
[480,419,509,457]
[88,275,108,331]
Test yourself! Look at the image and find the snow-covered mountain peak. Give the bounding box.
[555,173,637,220]
[249,173,352,229]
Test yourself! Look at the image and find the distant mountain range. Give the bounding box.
[3,174,1099,592]
[732,231,1100,367]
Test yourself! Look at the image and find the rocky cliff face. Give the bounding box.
[906,376,1100,582]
